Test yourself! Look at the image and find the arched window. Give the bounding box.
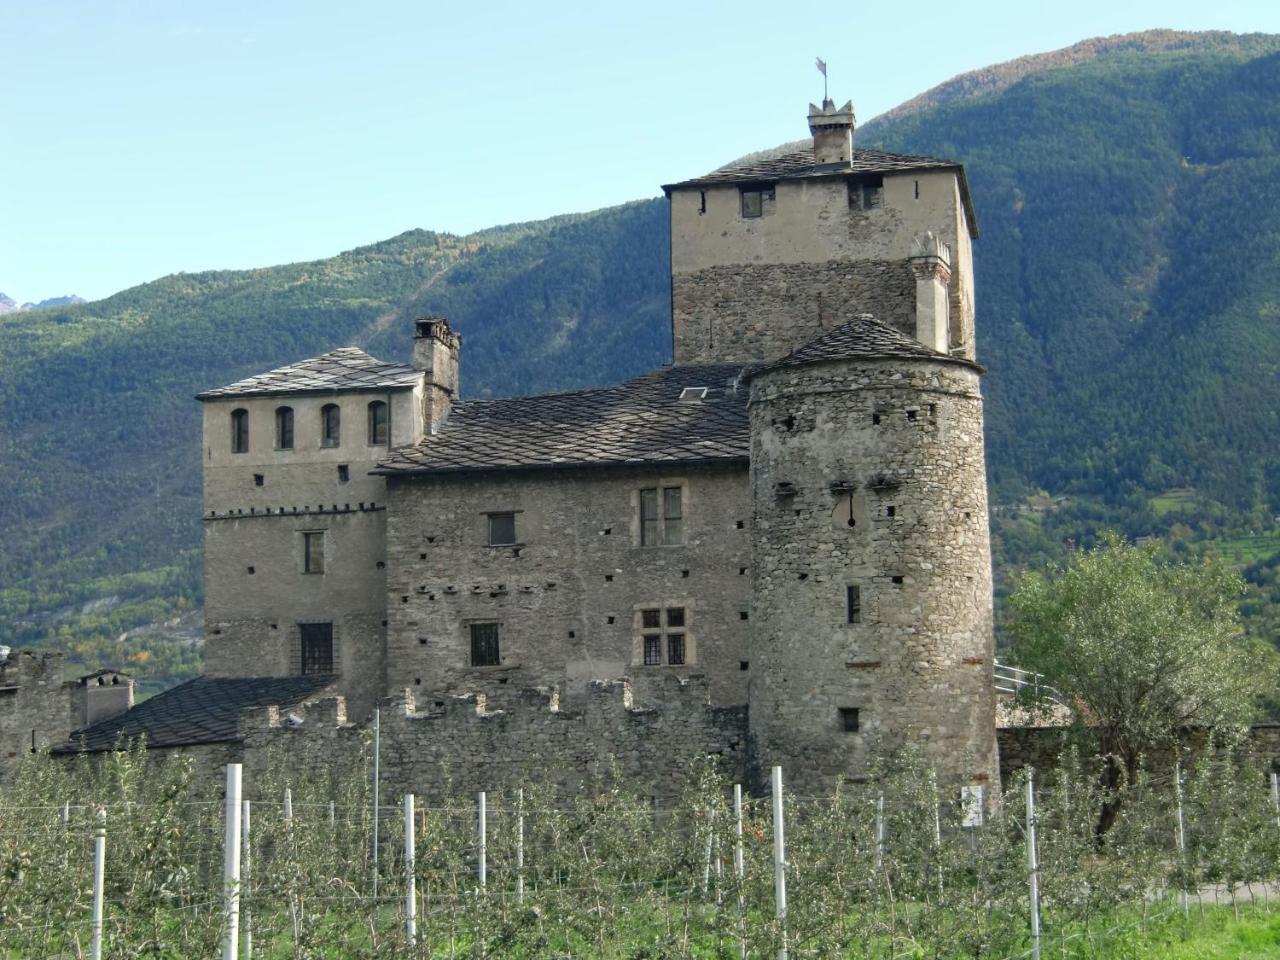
[230,409,249,454]
[368,400,389,445]
[275,406,294,450]
[321,404,341,448]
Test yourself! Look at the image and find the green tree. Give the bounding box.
[1009,532,1271,832]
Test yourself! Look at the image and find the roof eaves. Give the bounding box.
[375,453,750,479]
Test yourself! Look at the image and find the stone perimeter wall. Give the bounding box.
[239,674,749,802]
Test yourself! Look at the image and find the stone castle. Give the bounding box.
[3,97,999,799]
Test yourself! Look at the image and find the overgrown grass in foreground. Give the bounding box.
[4,743,1280,958]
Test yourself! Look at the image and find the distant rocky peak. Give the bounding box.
[0,292,85,315]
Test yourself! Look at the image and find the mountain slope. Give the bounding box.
[4,32,1280,686]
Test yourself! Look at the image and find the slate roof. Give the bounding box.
[662,146,978,238]
[54,675,337,753]
[749,315,982,378]
[374,364,751,477]
[196,347,420,400]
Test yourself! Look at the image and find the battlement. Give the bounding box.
[242,674,747,802]
[0,649,65,688]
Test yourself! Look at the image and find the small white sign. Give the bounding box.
[961,785,984,828]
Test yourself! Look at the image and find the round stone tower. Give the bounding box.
[746,315,998,796]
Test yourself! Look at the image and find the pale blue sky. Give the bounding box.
[3,0,1278,302]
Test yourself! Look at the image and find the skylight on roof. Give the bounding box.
[678,387,709,403]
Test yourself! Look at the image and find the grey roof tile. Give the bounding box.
[197,347,420,400]
[54,675,337,752]
[749,315,979,377]
[662,147,960,189]
[375,364,751,477]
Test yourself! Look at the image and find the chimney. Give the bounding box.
[808,98,856,166]
[908,232,953,353]
[412,316,462,433]
[72,671,135,730]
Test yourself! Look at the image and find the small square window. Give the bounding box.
[839,707,860,732]
[469,622,501,666]
[488,512,517,546]
[741,189,763,218]
[846,585,861,624]
[641,609,661,629]
[337,465,350,483]
[253,474,264,487]
[666,607,686,628]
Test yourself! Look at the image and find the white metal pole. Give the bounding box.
[405,794,417,946]
[1026,770,1041,960]
[478,791,487,888]
[1271,771,1279,830]
[516,788,525,904]
[372,708,381,899]
[329,799,336,829]
[931,771,944,899]
[1175,763,1189,919]
[90,807,106,960]
[223,763,243,960]
[702,804,714,895]
[284,787,292,823]
[242,799,253,960]
[734,783,746,960]
[62,800,70,829]
[875,794,885,871]
[772,766,788,960]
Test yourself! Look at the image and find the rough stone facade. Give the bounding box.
[667,167,976,364]
[747,357,999,795]
[0,652,73,783]
[672,259,917,364]
[384,463,753,707]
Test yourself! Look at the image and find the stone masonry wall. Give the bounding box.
[673,259,916,364]
[0,651,74,783]
[747,358,998,796]
[384,463,753,708]
[240,675,748,802]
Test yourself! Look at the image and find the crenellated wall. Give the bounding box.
[240,674,749,802]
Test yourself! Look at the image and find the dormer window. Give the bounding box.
[321,404,341,448]
[368,400,389,445]
[740,185,775,219]
[275,406,294,450]
[230,409,249,454]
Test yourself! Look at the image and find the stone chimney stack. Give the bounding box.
[412,316,462,432]
[808,98,856,165]
[908,232,953,353]
[72,671,134,730]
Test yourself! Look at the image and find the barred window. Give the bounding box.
[637,606,689,666]
[299,622,333,675]
[470,622,501,667]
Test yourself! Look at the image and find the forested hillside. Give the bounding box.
[3,32,1279,692]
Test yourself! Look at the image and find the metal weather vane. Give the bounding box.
[815,57,828,101]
